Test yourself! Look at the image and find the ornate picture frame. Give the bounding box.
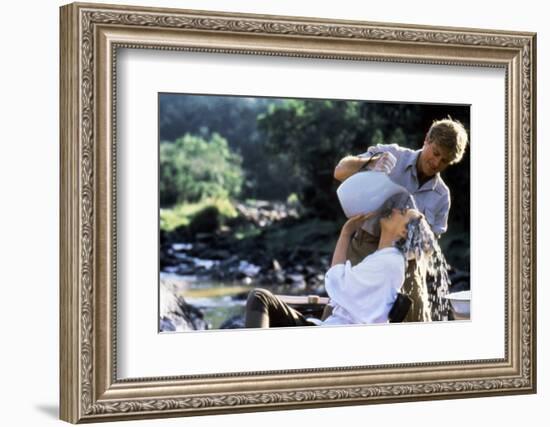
[60,2,536,423]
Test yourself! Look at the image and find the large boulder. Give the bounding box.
[160,281,208,332]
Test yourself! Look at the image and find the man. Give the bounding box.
[333,118,468,322]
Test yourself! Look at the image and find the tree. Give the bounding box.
[160,133,243,206]
[159,94,287,199]
[258,100,424,218]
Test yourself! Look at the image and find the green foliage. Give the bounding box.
[286,193,299,204]
[160,133,243,206]
[390,127,407,146]
[160,94,288,200]
[262,219,341,256]
[159,94,471,241]
[371,128,385,146]
[160,198,238,232]
[257,99,421,218]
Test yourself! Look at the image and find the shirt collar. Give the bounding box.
[405,149,421,173]
[421,174,441,192]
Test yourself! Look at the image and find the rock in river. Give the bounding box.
[160,281,208,332]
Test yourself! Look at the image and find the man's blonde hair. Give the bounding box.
[426,118,468,165]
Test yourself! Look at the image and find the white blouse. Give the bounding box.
[322,247,406,325]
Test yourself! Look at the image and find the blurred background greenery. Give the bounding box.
[160,94,469,264]
[159,94,470,330]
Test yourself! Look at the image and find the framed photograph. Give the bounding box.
[60,2,536,423]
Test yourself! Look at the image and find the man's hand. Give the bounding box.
[368,152,397,174]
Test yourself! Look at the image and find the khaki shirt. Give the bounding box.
[359,144,451,235]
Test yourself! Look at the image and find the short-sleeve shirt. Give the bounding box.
[322,247,406,324]
[359,144,451,235]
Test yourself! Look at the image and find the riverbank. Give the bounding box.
[161,200,338,293]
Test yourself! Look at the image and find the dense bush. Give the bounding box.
[159,94,287,199]
[160,133,243,206]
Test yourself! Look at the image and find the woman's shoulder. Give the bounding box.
[362,247,405,271]
[369,246,404,259]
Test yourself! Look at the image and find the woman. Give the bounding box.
[245,207,434,328]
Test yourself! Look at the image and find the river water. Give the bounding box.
[160,272,251,329]
[160,237,468,331]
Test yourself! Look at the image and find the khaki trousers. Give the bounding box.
[347,229,431,322]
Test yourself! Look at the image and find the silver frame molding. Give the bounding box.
[60,2,537,423]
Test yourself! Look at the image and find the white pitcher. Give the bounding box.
[336,171,411,216]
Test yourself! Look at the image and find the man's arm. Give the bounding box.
[334,145,398,182]
[430,194,450,236]
[333,155,373,182]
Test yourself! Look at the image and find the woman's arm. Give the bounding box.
[331,213,374,267]
[330,229,354,267]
